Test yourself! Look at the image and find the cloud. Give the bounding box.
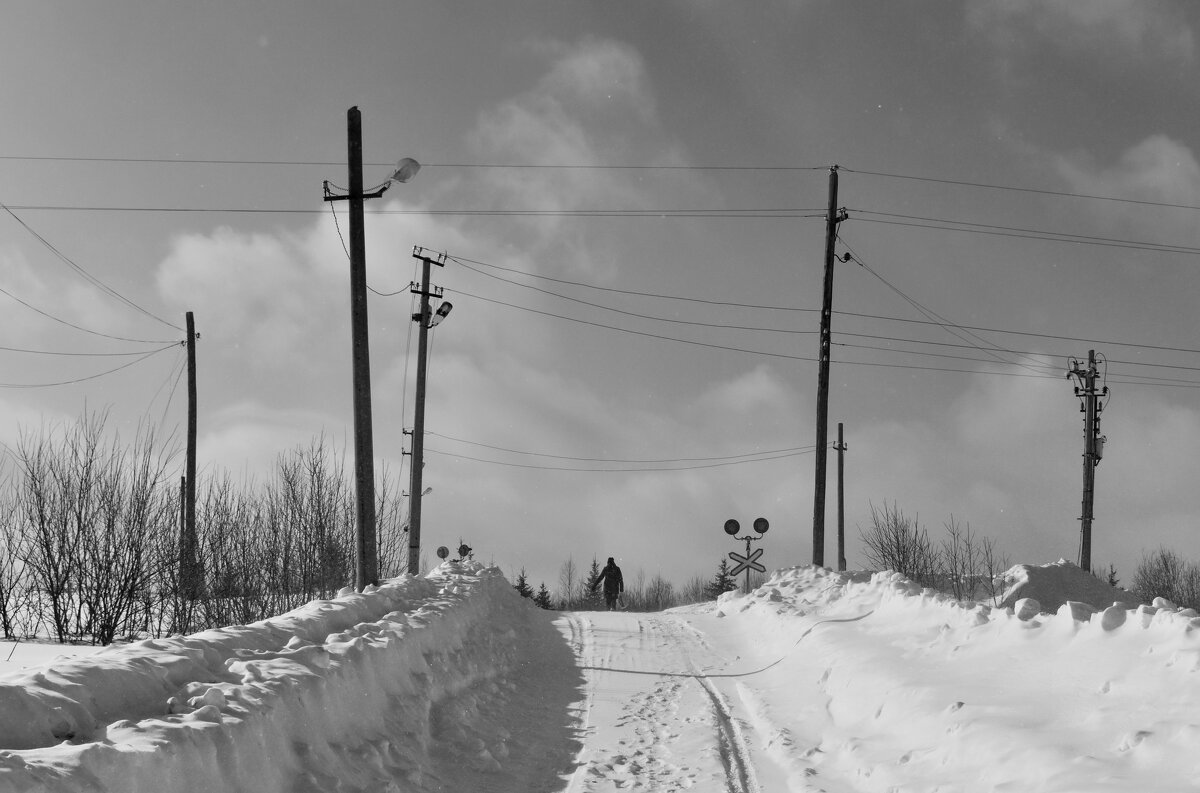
[967,0,1195,63]
[155,225,341,368]
[1054,134,1200,206]
[537,37,657,122]
[464,37,694,276]
[196,400,351,478]
[0,240,168,348]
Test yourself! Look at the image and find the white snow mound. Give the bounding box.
[997,558,1139,614]
[0,561,549,793]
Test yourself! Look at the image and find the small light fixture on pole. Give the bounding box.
[322,106,420,591]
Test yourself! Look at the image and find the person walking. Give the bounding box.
[592,557,624,610]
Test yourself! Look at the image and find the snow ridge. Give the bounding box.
[0,562,538,793]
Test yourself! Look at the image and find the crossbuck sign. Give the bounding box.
[728,546,765,578]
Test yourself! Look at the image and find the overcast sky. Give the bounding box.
[2,2,1200,591]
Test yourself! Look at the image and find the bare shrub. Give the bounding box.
[858,502,939,588]
[1133,548,1200,609]
[677,574,709,605]
[11,413,172,644]
[0,489,34,639]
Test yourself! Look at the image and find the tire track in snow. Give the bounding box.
[691,673,760,793]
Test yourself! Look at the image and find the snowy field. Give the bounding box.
[2,559,1196,792]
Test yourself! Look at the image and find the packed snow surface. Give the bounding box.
[2,560,1198,792]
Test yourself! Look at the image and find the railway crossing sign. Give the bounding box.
[724,516,769,590]
[728,547,765,577]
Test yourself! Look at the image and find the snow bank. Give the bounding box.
[0,561,546,793]
[704,563,1200,790]
[996,558,1140,613]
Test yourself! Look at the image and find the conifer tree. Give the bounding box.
[705,558,738,599]
[583,557,602,608]
[533,582,554,609]
[513,568,534,599]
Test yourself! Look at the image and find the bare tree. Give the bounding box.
[0,488,33,638]
[557,557,579,610]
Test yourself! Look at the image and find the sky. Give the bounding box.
[2,1,1200,591]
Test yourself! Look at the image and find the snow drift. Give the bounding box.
[997,558,1139,613]
[4,558,1200,792]
[0,561,582,793]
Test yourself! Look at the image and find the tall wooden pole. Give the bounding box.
[407,249,447,576]
[182,311,198,597]
[347,106,379,590]
[812,165,842,567]
[1079,350,1098,573]
[408,254,433,576]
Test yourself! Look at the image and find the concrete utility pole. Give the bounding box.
[834,422,848,572]
[407,247,450,576]
[812,165,847,567]
[1068,349,1107,573]
[182,311,199,598]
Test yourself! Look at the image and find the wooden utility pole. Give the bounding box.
[812,165,846,567]
[407,248,447,575]
[834,422,847,572]
[322,109,420,589]
[1068,350,1106,573]
[322,107,380,591]
[181,311,199,598]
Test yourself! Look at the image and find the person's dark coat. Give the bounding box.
[594,558,624,599]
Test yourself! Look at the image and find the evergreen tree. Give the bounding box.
[705,558,738,599]
[533,582,554,609]
[513,568,534,599]
[583,557,602,609]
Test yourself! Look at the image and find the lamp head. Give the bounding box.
[390,158,421,184]
[428,301,453,328]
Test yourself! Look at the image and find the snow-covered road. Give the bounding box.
[4,561,1199,792]
[557,564,1200,793]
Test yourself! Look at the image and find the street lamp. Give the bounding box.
[322,106,420,591]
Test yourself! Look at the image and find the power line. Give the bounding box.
[851,209,1200,257]
[447,253,818,313]
[6,154,1194,210]
[450,258,810,335]
[424,445,818,472]
[835,308,1200,356]
[1,202,182,331]
[0,344,171,357]
[841,239,1049,376]
[439,249,1200,378]
[426,430,816,464]
[0,154,831,172]
[0,343,178,388]
[843,167,1200,213]
[0,283,178,345]
[3,203,826,219]
[443,287,815,362]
